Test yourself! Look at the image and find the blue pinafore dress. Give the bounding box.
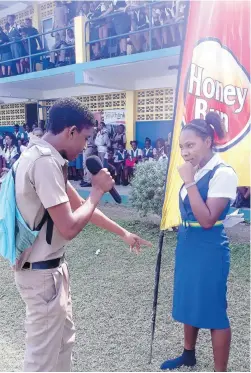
[172,164,231,330]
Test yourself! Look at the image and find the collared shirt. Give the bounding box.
[95,129,110,153]
[14,131,21,139]
[114,149,127,162]
[112,132,126,149]
[3,145,18,165]
[15,136,69,263]
[129,148,143,159]
[180,153,238,201]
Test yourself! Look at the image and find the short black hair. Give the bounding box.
[20,27,28,35]
[47,98,95,135]
[14,124,20,130]
[156,138,165,147]
[5,132,16,144]
[118,141,124,148]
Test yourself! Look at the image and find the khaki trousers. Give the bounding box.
[15,262,75,372]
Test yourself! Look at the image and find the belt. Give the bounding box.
[22,256,64,270]
[182,220,223,228]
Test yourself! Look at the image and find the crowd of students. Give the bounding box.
[79,122,171,187]
[78,0,186,60]
[0,16,44,76]
[0,4,75,77]
[0,119,250,210]
[0,1,185,75]
[0,123,44,176]
[0,121,170,187]
[52,0,186,60]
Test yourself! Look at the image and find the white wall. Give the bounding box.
[135,73,178,90]
[41,85,121,100]
[0,2,29,19]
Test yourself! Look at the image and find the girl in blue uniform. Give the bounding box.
[114,142,127,185]
[160,112,238,372]
[68,158,76,180]
[76,152,83,180]
[142,137,154,161]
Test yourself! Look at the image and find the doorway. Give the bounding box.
[26,103,38,128]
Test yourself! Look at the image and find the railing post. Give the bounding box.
[28,37,32,72]
[125,91,136,146]
[74,15,90,63]
[149,3,152,51]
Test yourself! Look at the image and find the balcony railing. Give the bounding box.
[0,1,185,77]
[84,1,185,61]
[0,25,75,75]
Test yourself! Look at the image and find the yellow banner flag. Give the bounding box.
[161,0,250,230]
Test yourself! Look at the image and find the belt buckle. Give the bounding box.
[23,262,33,270]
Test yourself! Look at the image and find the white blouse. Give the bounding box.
[180,154,238,202]
[3,146,18,164]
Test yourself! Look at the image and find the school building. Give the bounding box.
[0,1,181,147]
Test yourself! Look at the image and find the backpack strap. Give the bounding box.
[45,214,54,245]
[12,158,53,245]
[45,162,68,245]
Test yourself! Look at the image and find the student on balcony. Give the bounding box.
[0,26,12,77]
[87,2,102,60]
[86,2,111,59]
[49,32,65,67]
[20,28,31,73]
[64,28,75,64]
[52,1,68,42]
[111,1,131,56]
[125,1,152,53]
[7,14,25,75]
[23,18,43,70]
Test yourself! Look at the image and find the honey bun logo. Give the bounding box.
[183,39,250,152]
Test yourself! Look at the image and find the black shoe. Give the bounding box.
[58,61,67,67]
[47,62,55,69]
[80,182,92,187]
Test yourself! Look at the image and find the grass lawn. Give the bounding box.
[0,217,249,372]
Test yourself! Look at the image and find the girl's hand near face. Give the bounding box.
[178,162,197,184]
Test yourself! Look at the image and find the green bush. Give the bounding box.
[129,159,168,216]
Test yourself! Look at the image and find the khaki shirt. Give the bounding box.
[15,136,69,262]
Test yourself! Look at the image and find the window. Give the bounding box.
[42,17,54,51]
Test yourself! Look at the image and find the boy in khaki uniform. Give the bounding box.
[14,98,151,372]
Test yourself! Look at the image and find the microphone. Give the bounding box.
[86,155,122,204]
